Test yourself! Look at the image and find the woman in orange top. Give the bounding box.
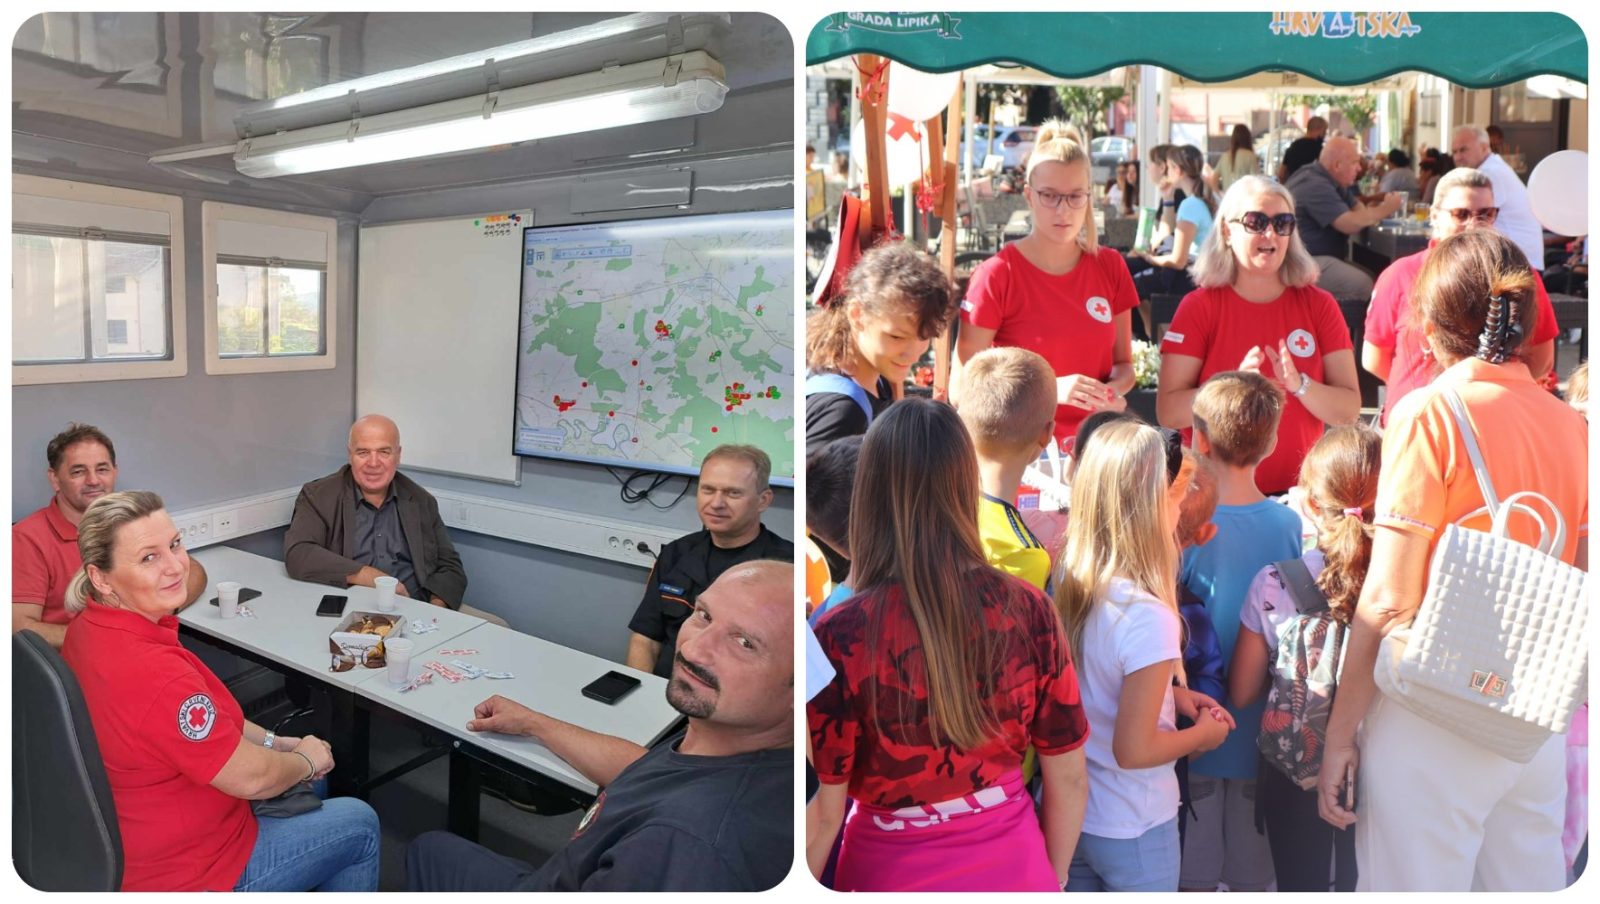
[1314,231,1588,892]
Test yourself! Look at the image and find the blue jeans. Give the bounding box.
[234,797,381,892]
[1067,817,1181,892]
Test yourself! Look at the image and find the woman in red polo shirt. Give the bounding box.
[1156,175,1362,494]
[59,491,380,892]
[957,120,1139,453]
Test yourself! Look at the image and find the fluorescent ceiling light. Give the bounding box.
[234,52,726,178]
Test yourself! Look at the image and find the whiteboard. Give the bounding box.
[357,211,529,483]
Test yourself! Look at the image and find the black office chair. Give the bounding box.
[12,630,123,891]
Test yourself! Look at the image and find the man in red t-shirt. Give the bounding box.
[1363,167,1558,425]
[11,423,208,646]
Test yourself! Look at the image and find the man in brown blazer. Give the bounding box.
[285,414,468,610]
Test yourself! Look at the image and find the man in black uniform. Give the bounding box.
[406,561,794,892]
[625,444,793,678]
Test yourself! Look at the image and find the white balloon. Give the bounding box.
[887,62,960,124]
[851,115,933,187]
[1527,149,1588,237]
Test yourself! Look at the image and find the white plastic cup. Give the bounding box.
[374,576,399,612]
[384,637,415,686]
[217,581,241,619]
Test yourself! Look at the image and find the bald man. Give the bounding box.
[406,561,794,892]
[284,415,468,609]
[1285,135,1404,299]
[1450,124,1544,271]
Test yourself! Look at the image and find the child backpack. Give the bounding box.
[1256,557,1350,790]
[804,372,874,426]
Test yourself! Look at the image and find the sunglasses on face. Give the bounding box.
[1231,211,1298,236]
[1030,186,1091,211]
[1440,206,1499,225]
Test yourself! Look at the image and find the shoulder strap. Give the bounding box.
[1440,386,1566,553]
[805,372,874,425]
[1273,558,1328,616]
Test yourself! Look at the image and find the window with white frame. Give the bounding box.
[202,202,338,374]
[12,176,187,385]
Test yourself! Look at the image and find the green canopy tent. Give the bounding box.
[807,12,1586,87]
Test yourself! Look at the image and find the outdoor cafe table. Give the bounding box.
[1352,221,1430,275]
[181,547,682,838]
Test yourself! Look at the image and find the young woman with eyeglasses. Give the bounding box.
[1155,175,1363,495]
[955,120,1140,450]
[1362,167,1559,425]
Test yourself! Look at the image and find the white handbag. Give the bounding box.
[1372,386,1589,762]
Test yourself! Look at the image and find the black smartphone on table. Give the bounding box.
[316,594,348,618]
[209,587,262,606]
[582,671,642,705]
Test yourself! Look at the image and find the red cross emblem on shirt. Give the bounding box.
[1293,335,1310,352]
[1094,301,1108,318]
[188,705,209,730]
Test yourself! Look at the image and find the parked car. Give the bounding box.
[1090,135,1136,184]
[961,124,1037,172]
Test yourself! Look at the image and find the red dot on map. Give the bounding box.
[639,380,645,386]
[710,426,719,433]
[632,438,639,443]
[581,381,588,388]
[608,411,615,417]
[725,405,733,412]
[631,360,638,366]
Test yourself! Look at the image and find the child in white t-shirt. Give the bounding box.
[1052,420,1233,892]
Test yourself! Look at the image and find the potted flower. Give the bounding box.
[1125,340,1161,424]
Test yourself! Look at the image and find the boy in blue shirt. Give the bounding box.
[1178,372,1302,892]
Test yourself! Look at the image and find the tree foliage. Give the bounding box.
[1053,85,1127,138]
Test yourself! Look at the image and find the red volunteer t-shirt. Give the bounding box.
[61,604,258,891]
[1365,242,1560,425]
[11,500,84,626]
[808,568,1090,809]
[1163,284,1354,494]
[962,243,1139,446]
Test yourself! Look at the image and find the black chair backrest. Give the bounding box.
[12,630,123,891]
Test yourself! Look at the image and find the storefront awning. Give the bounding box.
[806,12,1586,88]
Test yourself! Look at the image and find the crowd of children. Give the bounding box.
[803,234,1588,891]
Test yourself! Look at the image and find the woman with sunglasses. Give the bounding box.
[1362,167,1559,425]
[957,120,1139,451]
[1155,176,1362,495]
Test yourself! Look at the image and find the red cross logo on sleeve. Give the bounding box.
[177,693,217,741]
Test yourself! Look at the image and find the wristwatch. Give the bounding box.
[1292,374,1313,398]
[262,731,277,750]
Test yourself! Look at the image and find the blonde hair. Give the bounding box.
[1297,426,1381,622]
[1053,421,1181,678]
[64,490,168,614]
[954,346,1057,458]
[1192,371,1285,468]
[1568,361,1589,414]
[1176,449,1218,547]
[1191,175,1320,289]
[1025,119,1099,252]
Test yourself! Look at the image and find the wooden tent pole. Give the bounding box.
[933,75,963,403]
[857,54,892,244]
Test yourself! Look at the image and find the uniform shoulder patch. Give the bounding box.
[178,693,217,741]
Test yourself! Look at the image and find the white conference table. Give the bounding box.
[181,548,683,835]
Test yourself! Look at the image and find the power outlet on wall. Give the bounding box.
[212,511,237,538]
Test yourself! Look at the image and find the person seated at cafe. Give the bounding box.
[284,414,504,625]
[1284,135,1403,299]
[14,423,207,648]
[1363,166,1558,425]
[1378,148,1419,195]
[626,444,793,678]
[407,560,794,892]
[60,490,380,892]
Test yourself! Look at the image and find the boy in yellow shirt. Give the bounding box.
[954,347,1057,591]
